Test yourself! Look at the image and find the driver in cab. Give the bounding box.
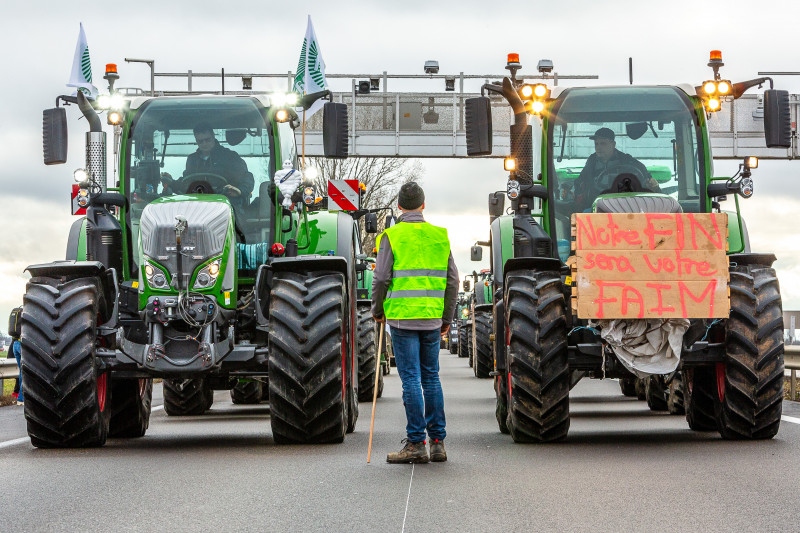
[573,127,660,210]
[163,124,254,204]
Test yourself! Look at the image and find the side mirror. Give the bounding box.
[463,279,471,292]
[465,97,492,156]
[323,102,349,158]
[471,246,483,261]
[365,212,378,234]
[764,90,791,148]
[43,108,68,165]
[488,192,505,219]
[385,215,397,230]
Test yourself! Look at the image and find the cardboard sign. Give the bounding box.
[572,212,729,319]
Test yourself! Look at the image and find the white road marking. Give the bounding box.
[0,437,29,449]
[781,415,800,425]
[401,464,414,533]
[1,403,167,448]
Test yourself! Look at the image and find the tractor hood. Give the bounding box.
[139,195,232,280]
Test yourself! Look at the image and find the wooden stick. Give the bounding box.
[367,322,385,463]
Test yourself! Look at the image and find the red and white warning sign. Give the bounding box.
[327,179,361,211]
[71,184,87,215]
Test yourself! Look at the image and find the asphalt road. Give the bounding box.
[3,352,800,532]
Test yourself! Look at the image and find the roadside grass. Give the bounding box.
[784,379,800,402]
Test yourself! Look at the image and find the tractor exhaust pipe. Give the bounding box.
[77,91,107,192]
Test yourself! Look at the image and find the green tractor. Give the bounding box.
[467,268,494,379]
[466,52,791,442]
[21,64,367,447]
[457,281,474,361]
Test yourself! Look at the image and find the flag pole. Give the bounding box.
[301,107,306,170]
[367,322,385,463]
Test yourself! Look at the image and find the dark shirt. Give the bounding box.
[371,211,459,331]
[575,149,656,210]
[184,141,254,198]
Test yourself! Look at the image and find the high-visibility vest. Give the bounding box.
[377,221,450,320]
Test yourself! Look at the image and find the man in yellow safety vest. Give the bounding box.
[372,182,459,464]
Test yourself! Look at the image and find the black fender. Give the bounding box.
[25,260,119,327]
[503,257,563,285]
[728,253,776,268]
[493,299,506,371]
[65,217,86,260]
[254,256,350,326]
[474,303,493,313]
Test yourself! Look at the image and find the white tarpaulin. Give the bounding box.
[591,318,690,377]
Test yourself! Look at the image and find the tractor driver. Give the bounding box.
[573,127,660,211]
[162,124,254,205]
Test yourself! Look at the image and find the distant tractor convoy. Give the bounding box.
[20,50,792,448]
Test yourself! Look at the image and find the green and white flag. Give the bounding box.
[293,16,327,119]
[66,23,98,99]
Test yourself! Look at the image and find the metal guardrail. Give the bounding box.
[1,359,19,380]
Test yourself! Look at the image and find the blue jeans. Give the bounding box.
[12,340,23,402]
[391,328,445,443]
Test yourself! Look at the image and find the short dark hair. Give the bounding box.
[193,123,214,137]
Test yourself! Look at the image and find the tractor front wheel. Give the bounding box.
[20,276,112,448]
[473,310,493,379]
[357,307,382,402]
[505,270,570,443]
[667,372,685,415]
[717,266,784,439]
[268,271,347,444]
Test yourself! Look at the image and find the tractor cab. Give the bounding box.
[125,95,295,276]
[546,85,705,261]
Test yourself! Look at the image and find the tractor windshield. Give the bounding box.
[548,86,705,258]
[125,96,284,271]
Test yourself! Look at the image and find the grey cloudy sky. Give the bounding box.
[1,0,799,327]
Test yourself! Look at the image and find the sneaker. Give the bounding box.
[15,401,24,406]
[387,439,429,464]
[429,438,447,462]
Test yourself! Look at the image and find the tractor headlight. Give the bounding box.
[108,110,123,125]
[461,308,469,318]
[504,157,517,172]
[530,100,545,114]
[519,84,534,99]
[703,81,717,95]
[194,259,222,289]
[745,156,758,169]
[706,97,721,112]
[275,109,290,123]
[717,81,731,95]
[533,83,548,98]
[303,186,316,206]
[144,260,170,290]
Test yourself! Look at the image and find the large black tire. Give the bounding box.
[109,378,153,438]
[449,333,458,355]
[163,378,209,416]
[634,377,646,401]
[268,271,347,444]
[357,307,383,402]
[457,324,469,358]
[645,375,669,411]
[230,381,263,404]
[667,372,685,415]
[204,381,215,410]
[20,277,111,448]
[717,266,784,439]
[619,377,637,397]
[494,373,510,434]
[505,270,570,443]
[473,310,493,379]
[684,367,717,431]
[466,325,474,368]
